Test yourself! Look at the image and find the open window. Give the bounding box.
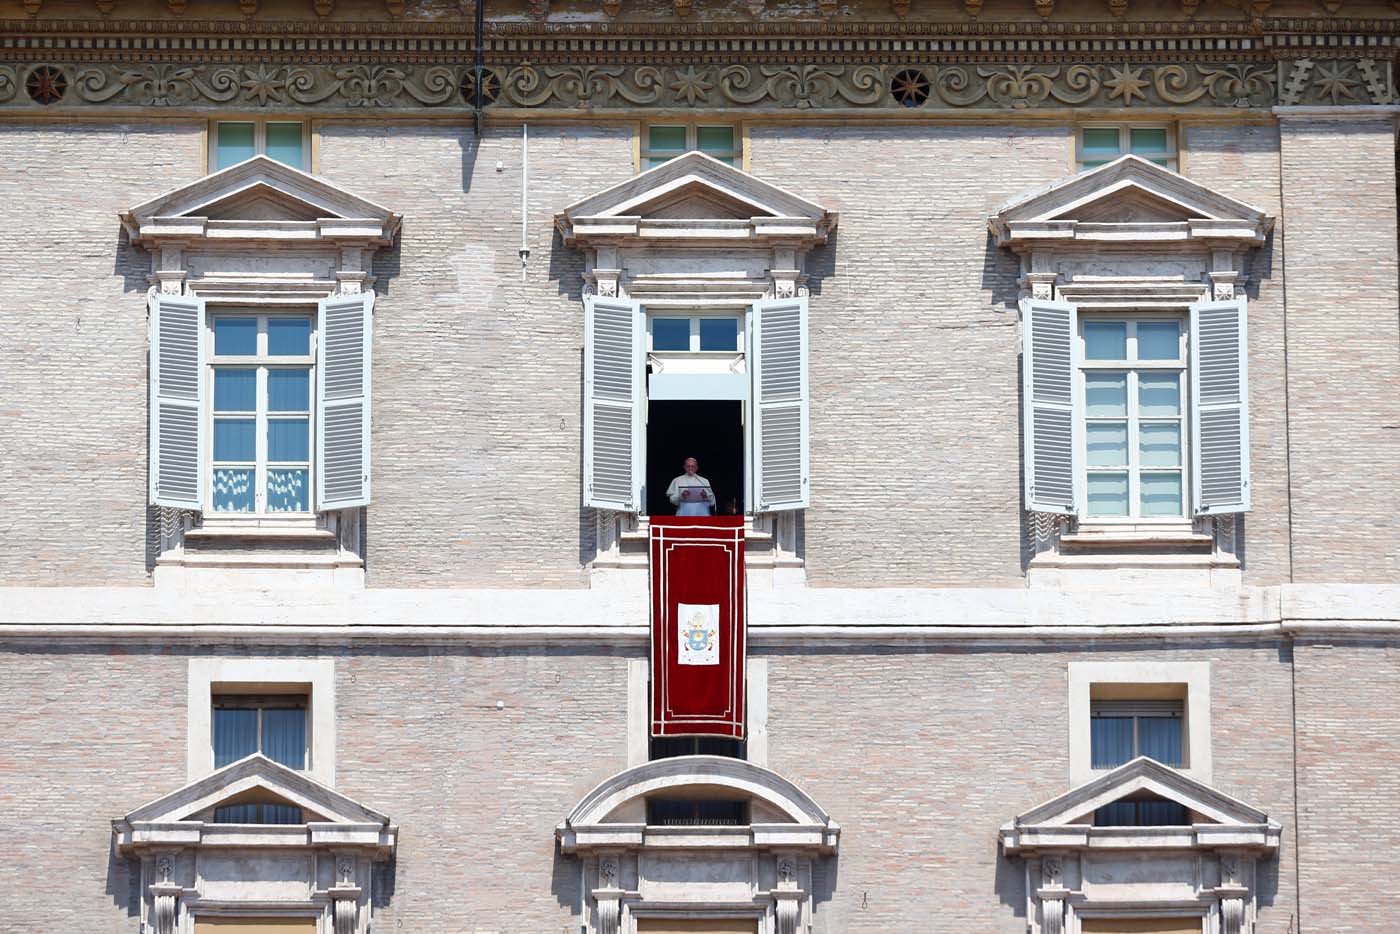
[992,155,1271,580]
[559,152,834,574]
[123,156,398,587]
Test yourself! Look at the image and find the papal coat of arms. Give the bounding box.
[676,603,719,666]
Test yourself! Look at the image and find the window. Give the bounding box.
[195,920,317,934]
[209,312,315,515]
[1080,316,1188,520]
[649,315,743,353]
[1078,125,1175,171]
[646,797,749,826]
[213,694,309,769]
[213,801,304,824]
[1090,699,1184,768]
[650,735,746,760]
[643,124,737,169]
[213,120,308,171]
[1092,795,1189,827]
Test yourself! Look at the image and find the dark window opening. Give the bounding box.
[213,802,304,824]
[1091,699,1183,769]
[645,400,744,518]
[647,798,750,826]
[1093,797,1189,827]
[650,735,747,760]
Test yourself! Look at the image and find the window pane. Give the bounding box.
[652,317,691,351]
[215,122,256,170]
[264,122,305,170]
[1139,717,1184,766]
[1086,422,1129,467]
[213,707,258,767]
[1081,127,1121,164]
[1129,127,1169,154]
[268,419,309,462]
[262,804,305,824]
[261,707,307,768]
[647,125,686,152]
[1139,423,1181,467]
[213,317,258,356]
[214,368,257,412]
[268,317,311,356]
[214,418,255,461]
[1084,372,1128,417]
[268,368,310,412]
[1084,322,1128,360]
[214,803,260,823]
[1138,373,1181,416]
[698,318,737,351]
[1140,472,1184,517]
[1091,716,1134,768]
[1137,799,1189,825]
[267,468,310,513]
[1136,320,1181,360]
[1092,801,1140,826]
[212,468,255,513]
[1087,472,1129,517]
[697,126,735,155]
[646,157,672,170]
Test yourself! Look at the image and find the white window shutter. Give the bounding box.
[317,291,373,511]
[583,295,644,511]
[1190,296,1250,515]
[751,296,810,512]
[1021,297,1081,515]
[149,292,206,510]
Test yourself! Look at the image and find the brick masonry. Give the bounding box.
[0,116,1364,587]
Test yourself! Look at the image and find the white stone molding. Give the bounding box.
[559,756,835,934]
[1002,757,1280,934]
[1068,660,1211,787]
[990,154,1272,310]
[114,754,396,934]
[186,657,337,786]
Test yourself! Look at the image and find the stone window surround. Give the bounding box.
[557,755,838,934]
[187,657,336,786]
[626,657,769,768]
[1068,660,1211,787]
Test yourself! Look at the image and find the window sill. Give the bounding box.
[187,517,335,543]
[1061,522,1211,549]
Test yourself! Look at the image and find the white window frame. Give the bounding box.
[209,118,311,172]
[206,308,317,518]
[187,658,336,786]
[1077,123,1178,171]
[1077,313,1190,524]
[642,123,739,170]
[1068,661,1211,787]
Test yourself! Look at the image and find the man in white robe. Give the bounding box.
[666,456,716,516]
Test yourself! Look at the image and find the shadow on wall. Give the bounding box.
[459,129,480,195]
[548,225,588,303]
[105,842,140,920]
[550,838,584,927]
[993,840,1030,924]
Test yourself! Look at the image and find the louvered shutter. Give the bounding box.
[149,292,206,510]
[583,295,644,511]
[751,297,810,512]
[1021,297,1081,515]
[316,291,373,511]
[1190,296,1250,515]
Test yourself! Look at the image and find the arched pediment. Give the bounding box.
[120,154,402,249]
[989,154,1271,252]
[558,755,839,854]
[555,151,836,249]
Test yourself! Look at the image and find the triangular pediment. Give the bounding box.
[121,155,401,241]
[120,754,388,827]
[990,154,1271,247]
[1013,757,1270,829]
[556,151,835,246]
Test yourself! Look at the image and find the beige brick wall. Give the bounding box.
[1277,117,1400,582]
[1294,638,1400,933]
[0,121,205,584]
[766,640,1300,934]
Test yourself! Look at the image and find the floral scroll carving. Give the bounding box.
[1,57,1390,111]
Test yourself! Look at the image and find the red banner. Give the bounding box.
[649,516,746,738]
